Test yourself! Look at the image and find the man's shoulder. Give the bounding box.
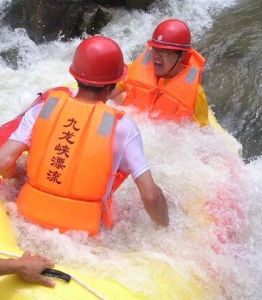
[24,102,44,122]
[117,114,138,131]
[114,114,140,145]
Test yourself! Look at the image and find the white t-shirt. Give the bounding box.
[10,102,149,197]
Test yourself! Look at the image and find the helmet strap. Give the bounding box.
[163,51,182,77]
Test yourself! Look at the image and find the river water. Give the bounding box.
[0,0,261,299]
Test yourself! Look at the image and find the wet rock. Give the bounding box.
[96,0,155,10]
[126,0,155,10]
[2,0,155,44]
[3,0,89,43]
[0,48,19,69]
[78,3,113,35]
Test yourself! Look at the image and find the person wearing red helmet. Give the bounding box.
[112,19,208,126]
[0,36,169,236]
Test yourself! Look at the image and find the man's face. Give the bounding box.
[151,47,182,77]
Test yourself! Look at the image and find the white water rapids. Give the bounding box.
[0,0,261,299]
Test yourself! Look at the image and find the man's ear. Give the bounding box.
[106,84,116,100]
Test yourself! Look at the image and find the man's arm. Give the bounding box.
[0,251,54,287]
[135,170,169,227]
[0,140,28,178]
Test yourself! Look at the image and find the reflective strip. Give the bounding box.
[185,67,198,84]
[97,112,115,136]
[40,97,59,119]
[142,50,153,65]
[151,38,191,48]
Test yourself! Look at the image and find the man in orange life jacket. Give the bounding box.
[111,19,209,126]
[0,36,169,236]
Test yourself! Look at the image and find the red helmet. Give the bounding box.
[69,36,127,85]
[148,19,191,51]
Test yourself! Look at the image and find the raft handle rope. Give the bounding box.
[0,250,106,300]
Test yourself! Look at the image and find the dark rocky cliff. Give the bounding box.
[2,0,155,43]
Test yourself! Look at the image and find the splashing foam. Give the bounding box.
[2,109,258,298]
[1,0,261,298]
[101,0,237,62]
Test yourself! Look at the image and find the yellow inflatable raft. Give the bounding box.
[0,202,206,300]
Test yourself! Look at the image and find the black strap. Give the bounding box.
[41,268,71,283]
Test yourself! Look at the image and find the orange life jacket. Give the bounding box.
[123,48,205,121]
[17,90,124,236]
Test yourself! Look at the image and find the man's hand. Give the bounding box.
[0,140,28,178]
[113,91,127,105]
[14,251,55,287]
